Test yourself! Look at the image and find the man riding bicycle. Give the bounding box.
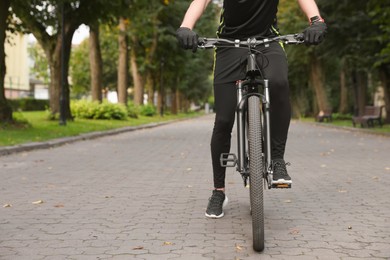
[176,0,327,219]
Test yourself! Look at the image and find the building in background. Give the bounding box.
[4,33,30,99]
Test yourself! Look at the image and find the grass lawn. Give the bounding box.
[0,111,202,147]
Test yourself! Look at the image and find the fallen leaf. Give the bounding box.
[163,241,173,246]
[235,244,244,251]
[289,228,300,234]
[54,204,64,208]
[3,204,12,208]
[32,200,44,204]
[132,246,144,250]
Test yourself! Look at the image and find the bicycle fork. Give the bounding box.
[220,79,274,189]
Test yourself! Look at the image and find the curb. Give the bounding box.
[2,117,388,157]
[300,120,390,138]
[0,121,172,157]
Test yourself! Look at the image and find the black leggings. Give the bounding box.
[211,42,291,188]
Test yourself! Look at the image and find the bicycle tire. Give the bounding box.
[247,95,265,252]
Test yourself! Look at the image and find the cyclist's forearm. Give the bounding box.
[180,0,212,29]
[297,0,321,20]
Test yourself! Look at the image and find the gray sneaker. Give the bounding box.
[271,159,292,188]
[205,190,228,218]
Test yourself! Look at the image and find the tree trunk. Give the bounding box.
[144,17,159,106]
[0,0,12,122]
[89,22,103,102]
[130,36,143,105]
[146,76,154,104]
[157,89,163,116]
[48,51,61,117]
[379,64,390,123]
[339,58,348,114]
[171,86,178,114]
[309,54,330,114]
[357,71,367,116]
[45,22,74,119]
[157,60,165,116]
[117,17,128,105]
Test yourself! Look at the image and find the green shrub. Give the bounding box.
[71,100,128,120]
[139,104,157,117]
[71,100,97,119]
[332,113,353,120]
[127,101,139,118]
[9,98,49,111]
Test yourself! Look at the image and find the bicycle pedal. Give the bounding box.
[220,153,237,167]
[271,181,292,189]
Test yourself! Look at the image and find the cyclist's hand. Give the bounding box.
[303,21,327,45]
[176,27,198,53]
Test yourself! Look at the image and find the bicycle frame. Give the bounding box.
[234,54,272,188]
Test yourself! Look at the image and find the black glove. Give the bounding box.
[176,27,198,52]
[303,21,327,45]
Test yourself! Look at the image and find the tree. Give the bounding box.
[89,22,103,102]
[278,0,326,116]
[70,0,218,113]
[0,0,12,122]
[151,0,219,113]
[368,0,390,123]
[12,1,77,119]
[315,0,389,118]
[117,17,128,105]
[278,0,389,119]
[130,36,143,105]
[86,1,133,103]
[11,0,131,119]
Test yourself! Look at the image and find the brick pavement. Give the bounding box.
[1,114,389,259]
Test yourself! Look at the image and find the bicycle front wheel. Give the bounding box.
[248,95,265,252]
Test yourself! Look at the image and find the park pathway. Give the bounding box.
[1,114,389,259]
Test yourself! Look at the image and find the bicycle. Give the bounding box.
[198,34,304,252]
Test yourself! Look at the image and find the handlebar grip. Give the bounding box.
[295,33,304,41]
[197,38,205,46]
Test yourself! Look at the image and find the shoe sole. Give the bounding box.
[205,196,229,218]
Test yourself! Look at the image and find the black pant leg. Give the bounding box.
[210,82,237,188]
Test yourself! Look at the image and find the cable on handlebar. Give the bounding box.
[197,33,305,49]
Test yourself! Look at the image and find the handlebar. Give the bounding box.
[198,33,304,49]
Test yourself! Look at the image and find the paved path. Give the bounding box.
[1,115,389,260]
